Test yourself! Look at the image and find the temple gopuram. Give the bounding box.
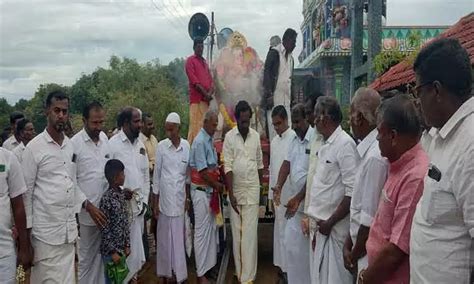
[295,0,448,106]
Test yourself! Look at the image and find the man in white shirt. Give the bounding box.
[263,28,297,140]
[22,91,90,283]
[0,148,32,284]
[268,105,295,279]
[152,112,190,283]
[306,96,358,284]
[189,111,223,284]
[109,107,150,283]
[2,112,24,150]
[273,103,314,284]
[301,93,324,283]
[342,88,388,280]
[410,38,474,283]
[224,100,264,284]
[12,118,35,163]
[71,101,110,284]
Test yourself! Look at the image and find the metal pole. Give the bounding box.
[210,11,215,65]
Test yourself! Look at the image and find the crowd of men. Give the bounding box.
[0,33,473,284]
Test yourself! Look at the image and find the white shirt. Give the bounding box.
[269,128,295,202]
[109,130,150,204]
[71,129,111,226]
[223,127,264,205]
[0,148,27,259]
[273,43,294,108]
[307,126,359,220]
[285,126,315,211]
[22,130,86,245]
[410,97,474,284]
[152,138,190,217]
[2,135,20,151]
[304,132,323,212]
[12,141,26,163]
[349,129,388,243]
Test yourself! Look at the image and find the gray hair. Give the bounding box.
[203,110,218,123]
[352,87,381,126]
[377,93,421,137]
[270,35,281,47]
[315,96,342,124]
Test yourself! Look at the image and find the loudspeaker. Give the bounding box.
[217,27,234,49]
[188,13,210,41]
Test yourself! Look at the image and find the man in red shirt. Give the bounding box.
[358,94,429,284]
[185,39,215,145]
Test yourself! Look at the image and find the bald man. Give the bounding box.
[343,88,389,280]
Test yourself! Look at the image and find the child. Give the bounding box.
[100,159,131,284]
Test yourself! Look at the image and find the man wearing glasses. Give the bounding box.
[410,38,474,283]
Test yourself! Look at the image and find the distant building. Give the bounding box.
[294,0,447,106]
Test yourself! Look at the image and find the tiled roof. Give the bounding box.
[370,13,474,92]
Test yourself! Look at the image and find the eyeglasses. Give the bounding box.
[411,81,434,98]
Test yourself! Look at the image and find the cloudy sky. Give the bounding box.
[0,0,472,104]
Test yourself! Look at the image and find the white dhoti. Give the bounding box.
[308,217,318,283]
[284,213,310,284]
[313,217,353,284]
[78,225,105,284]
[0,254,16,284]
[230,204,259,283]
[273,204,288,272]
[31,237,75,284]
[125,214,146,283]
[191,189,218,277]
[156,214,187,282]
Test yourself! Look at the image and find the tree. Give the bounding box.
[0,98,13,130]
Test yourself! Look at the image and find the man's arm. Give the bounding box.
[285,183,306,219]
[318,196,351,235]
[152,144,163,217]
[9,153,32,268]
[223,134,239,214]
[256,135,264,185]
[273,160,290,206]
[359,243,406,283]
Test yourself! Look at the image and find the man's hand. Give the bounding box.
[86,202,107,228]
[12,226,18,240]
[301,216,309,236]
[343,236,356,273]
[124,188,133,200]
[317,219,334,236]
[272,185,281,206]
[215,182,225,194]
[229,194,240,215]
[112,253,121,264]
[17,243,33,269]
[125,247,130,257]
[284,196,301,219]
[185,199,192,212]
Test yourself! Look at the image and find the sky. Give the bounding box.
[0,0,472,104]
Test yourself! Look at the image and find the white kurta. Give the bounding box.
[153,138,190,281]
[0,148,27,284]
[72,129,110,284]
[267,43,294,141]
[349,130,388,277]
[109,130,150,281]
[284,127,314,284]
[269,128,295,272]
[223,127,263,283]
[410,97,474,283]
[22,130,86,282]
[307,126,358,284]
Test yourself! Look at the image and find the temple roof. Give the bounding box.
[370,13,474,92]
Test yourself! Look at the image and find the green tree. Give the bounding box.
[0,98,13,130]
